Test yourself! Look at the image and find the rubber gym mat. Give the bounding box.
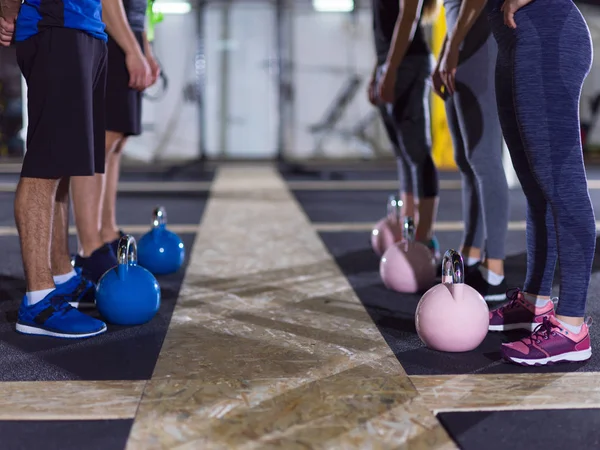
[437,409,600,450]
[0,419,133,450]
[319,230,600,375]
[290,188,544,224]
[0,233,195,381]
[0,192,207,227]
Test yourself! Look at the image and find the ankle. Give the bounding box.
[522,292,552,308]
[101,228,120,243]
[79,240,105,258]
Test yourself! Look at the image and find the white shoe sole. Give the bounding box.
[489,322,539,332]
[16,323,107,339]
[507,348,592,366]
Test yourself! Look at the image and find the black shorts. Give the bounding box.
[105,31,144,136]
[16,27,107,178]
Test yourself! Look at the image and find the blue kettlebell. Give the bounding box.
[96,235,161,326]
[137,206,185,275]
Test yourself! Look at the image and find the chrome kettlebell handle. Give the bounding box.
[117,235,138,266]
[387,194,402,224]
[403,216,415,242]
[152,206,167,228]
[441,249,464,284]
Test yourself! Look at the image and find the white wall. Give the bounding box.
[123,11,200,162]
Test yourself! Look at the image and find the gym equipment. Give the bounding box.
[380,217,436,293]
[138,206,185,275]
[371,194,404,256]
[96,235,161,326]
[415,249,489,352]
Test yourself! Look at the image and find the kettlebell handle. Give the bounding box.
[387,194,402,224]
[403,216,415,242]
[152,206,167,228]
[441,249,464,284]
[117,235,138,266]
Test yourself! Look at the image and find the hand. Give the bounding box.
[501,0,534,28]
[439,43,459,96]
[377,65,396,104]
[125,50,152,91]
[431,65,446,100]
[146,54,161,86]
[0,17,16,47]
[367,77,378,105]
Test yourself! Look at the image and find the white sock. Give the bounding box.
[466,257,480,267]
[478,265,504,286]
[53,269,77,285]
[26,288,55,306]
[522,293,551,308]
[556,318,583,334]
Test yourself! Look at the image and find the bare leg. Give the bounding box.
[415,196,438,241]
[402,193,416,221]
[71,131,122,256]
[100,132,126,244]
[51,177,74,276]
[15,177,59,291]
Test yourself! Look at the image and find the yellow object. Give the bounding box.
[430,9,457,170]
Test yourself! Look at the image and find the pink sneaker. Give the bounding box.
[489,288,555,332]
[501,315,592,366]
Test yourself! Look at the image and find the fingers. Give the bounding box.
[502,1,517,28]
[0,18,15,46]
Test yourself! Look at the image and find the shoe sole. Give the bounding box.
[16,323,107,339]
[484,293,508,302]
[68,301,96,309]
[488,322,539,332]
[505,348,592,366]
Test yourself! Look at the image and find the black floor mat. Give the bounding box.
[438,409,600,450]
[0,419,133,450]
[319,230,600,374]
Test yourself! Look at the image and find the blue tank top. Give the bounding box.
[15,0,107,42]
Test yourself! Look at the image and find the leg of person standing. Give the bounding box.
[72,0,158,278]
[439,8,509,301]
[384,56,440,257]
[2,19,107,336]
[487,0,595,365]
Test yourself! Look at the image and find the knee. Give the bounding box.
[105,132,125,156]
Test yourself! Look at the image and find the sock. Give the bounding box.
[26,288,55,306]
[53,269,77,285]
[467,257,480,267]
[556,318,583,334]
[478,265,504,286]
[523,292,552,308]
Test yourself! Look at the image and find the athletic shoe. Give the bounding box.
[489,288,555,331]
[16,288,107,338]
[501,315,592,366]
[55,274,96,309]
[466,267,508,302]
[74,244,118,284]
[109,230,126,256]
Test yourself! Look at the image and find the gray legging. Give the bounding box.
[376,54,439,199]
[443,5,509,260]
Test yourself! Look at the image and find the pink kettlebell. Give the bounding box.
[371,194,404,257]
[380,217,436,293]
[415,249,489,352]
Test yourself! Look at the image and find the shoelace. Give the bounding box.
[528,317,558,345]
[48,296,75,315]
[501,288,522,310]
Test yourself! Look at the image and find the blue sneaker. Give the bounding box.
[74,244,117,284]
[109,230,126,256]
[55,274,96,309]
[16,288,107,338]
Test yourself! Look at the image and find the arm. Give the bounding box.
[385,0,423,72]
[0,0,21,19]
[435,34,448,69]
[142,30,152,58]
[101,0,143,57]
[446,0,486,52]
